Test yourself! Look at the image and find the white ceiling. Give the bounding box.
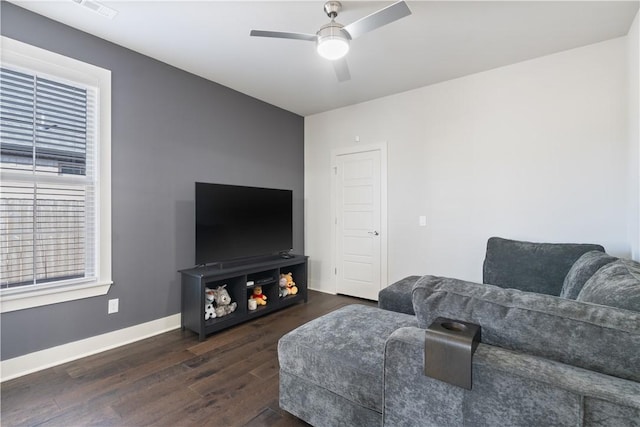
[8,1,640,116]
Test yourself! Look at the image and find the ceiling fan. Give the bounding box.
[250,1,412,82]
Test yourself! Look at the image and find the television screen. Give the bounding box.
[195,182,293,265]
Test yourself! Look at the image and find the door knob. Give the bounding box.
[368,231,379,236]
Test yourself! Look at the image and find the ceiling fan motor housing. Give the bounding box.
[316,22,350,60]
[317,21,349,40]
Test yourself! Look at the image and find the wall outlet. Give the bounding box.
[108,298,119,314]
[419,215,427,227]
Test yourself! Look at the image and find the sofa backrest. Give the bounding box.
[560,250,618,299]
[412,275,640,382]
[482,237,605,296]
[577,259,640,312]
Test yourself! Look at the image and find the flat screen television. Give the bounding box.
[195,182,293,265]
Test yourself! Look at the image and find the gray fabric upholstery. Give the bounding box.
[383,327,464,427]
[378,275,420,315]
[279,371,382,427]
[412,275,640,382]
[578,259,640,312]
[279,237,640,426]
[560,250,618,299]
[483,237,604,295]
[584,399,640,427]
[278,304,417,422]
[384,326,640,427]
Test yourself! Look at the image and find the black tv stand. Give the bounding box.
[201,254,292,270]
[179,255,308,341]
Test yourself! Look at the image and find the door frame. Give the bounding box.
[330,142,388,297]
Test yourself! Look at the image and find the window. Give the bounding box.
[0,37,111,312]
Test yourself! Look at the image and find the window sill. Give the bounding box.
[0,279,113,313]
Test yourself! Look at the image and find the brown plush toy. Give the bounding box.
[281,272,298,295]
[251,285,267,305]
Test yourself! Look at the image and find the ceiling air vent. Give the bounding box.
[71,0,118,19]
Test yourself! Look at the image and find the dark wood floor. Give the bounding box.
[1,291,375,427]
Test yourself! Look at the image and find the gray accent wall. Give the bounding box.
[0,3,304,360]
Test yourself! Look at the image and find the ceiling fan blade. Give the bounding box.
[333,58,351,82]
[343,0,412,39]
[249,30,317,42]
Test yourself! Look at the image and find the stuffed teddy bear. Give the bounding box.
[211,284,237,317]
[251,285,267,305]
[281,272,298,295]
[278,276,289,298]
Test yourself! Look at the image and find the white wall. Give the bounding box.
[305,37,631,293]
[629,11,640,261]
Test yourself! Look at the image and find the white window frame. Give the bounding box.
[0,36,112,313]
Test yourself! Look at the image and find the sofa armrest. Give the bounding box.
[378,275,421,315]
[411,275,640,382]
[383,327,640,427]
[483,237,604,295]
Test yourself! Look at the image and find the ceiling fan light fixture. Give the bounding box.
[250,0,412,79]
[316,22,350,60]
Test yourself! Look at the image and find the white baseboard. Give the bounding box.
[0,314,181,382]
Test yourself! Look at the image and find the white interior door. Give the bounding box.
[334,148,385,300]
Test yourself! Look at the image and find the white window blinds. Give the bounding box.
[0,66,97,289]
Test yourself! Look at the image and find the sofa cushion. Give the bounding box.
[278,304,418,413]
[378,275,420,315]
[483,237,604,296]
[560,251,618,299]
[577,259,640,312]
[412,275,640,382]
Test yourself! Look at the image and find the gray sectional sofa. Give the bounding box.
[278,237,640,426]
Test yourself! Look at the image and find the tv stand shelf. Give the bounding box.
[179,255,308,341]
